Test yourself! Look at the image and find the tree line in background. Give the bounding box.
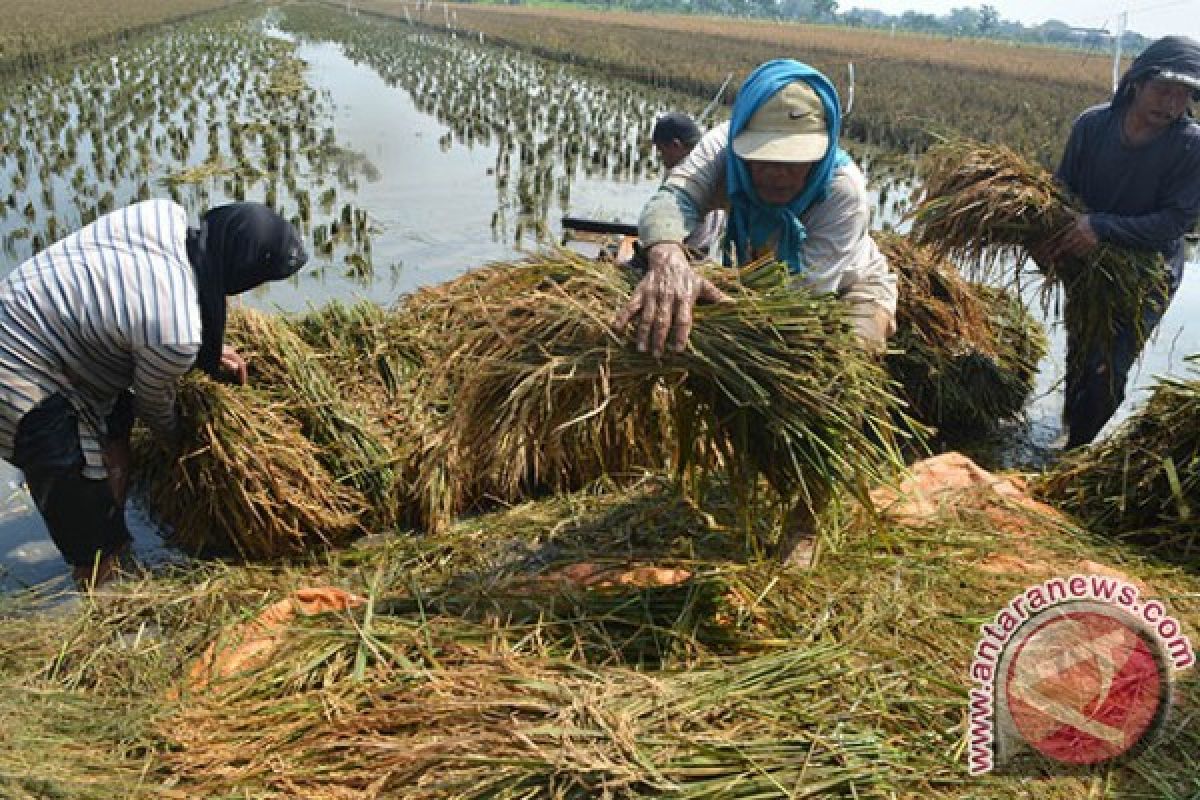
[497,0,1149,52]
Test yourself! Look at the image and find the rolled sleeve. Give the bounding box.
[639,123,730,245]
[639,186,696,244]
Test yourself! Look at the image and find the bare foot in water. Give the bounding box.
[774,499,823,570]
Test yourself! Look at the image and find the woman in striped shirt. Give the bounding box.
[0,199,307,588]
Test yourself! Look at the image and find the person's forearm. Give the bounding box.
[639,186,700,245]
[1090,208,1199,251]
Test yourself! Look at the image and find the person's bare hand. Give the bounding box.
[1054,214,1099,258]
[102,434,131,508]
[218,344,248,385]
[1026,239,1057,269]
[612,242,728,357]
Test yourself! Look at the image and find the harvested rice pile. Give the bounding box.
[403,251,909,534]
[910,140,1169,385]
[167,642,908,797]
[1039,354,1200,552]
[285,298,424,402]
[135,372,366,559]
[283,299,452,530]
[874,231,1046,438]
[135,303,429,557]
[389,256,676,530]
[134,302,422,558]
[137,253,907,556]
[229,308,402,525]
[3,474,1197,799]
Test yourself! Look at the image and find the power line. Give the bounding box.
[1077,0,1194,35]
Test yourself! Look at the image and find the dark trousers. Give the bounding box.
[10,393,132,567]
[1063,268,1179,449]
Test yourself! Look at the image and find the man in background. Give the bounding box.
[651,112,726,259]
[1049,35,1200,449]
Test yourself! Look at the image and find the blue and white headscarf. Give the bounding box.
[725,59,850,274]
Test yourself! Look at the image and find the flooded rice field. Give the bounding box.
[0,3,1194,589]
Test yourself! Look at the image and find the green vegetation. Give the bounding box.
[355,1,1115,163]
[0,6,374,270]
[0,0,244,74]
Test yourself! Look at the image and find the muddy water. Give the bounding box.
[0,21,696,590]
[256,37,656,308]
[1,12,1196,590]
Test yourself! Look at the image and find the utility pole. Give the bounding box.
[1111,11,1128,92]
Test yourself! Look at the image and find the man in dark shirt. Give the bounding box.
[651,112,704,171]
[1051,35,1200,448]
[651,112,725,258]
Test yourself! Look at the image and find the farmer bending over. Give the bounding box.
[0,200,308,588]
[617,61,896,567]
[650,111,726,258]
[616,59,897,359]
[1045,35,1200,449]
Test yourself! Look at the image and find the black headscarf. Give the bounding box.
[185,203,308,376]
[1113,35,1200,109]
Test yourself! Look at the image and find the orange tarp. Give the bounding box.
[185,586,365,691]
[543,562,693,589]
[871,452,1144,589]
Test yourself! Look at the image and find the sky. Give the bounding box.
[847,0,1196,39]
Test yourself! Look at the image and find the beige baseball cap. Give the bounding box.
[732,81,829,163]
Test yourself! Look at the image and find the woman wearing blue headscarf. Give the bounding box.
[615,59,896,358]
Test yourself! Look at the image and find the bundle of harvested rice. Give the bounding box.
[164,644,906,799]
[138,302,439,552]
[285,298,423,400]
[284,301,449,531]
[911,140,1168,384]
[404,251,908,534]
[390,257,673,530]
[282,299,455,531]
[1039,354,1200,551]
[136,373,365,559]
[226,307,402,527]
[875,230,1046,437]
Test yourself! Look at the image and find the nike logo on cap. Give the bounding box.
[788,110,810,119]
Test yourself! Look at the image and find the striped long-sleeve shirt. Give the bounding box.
[0,199,202,479]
